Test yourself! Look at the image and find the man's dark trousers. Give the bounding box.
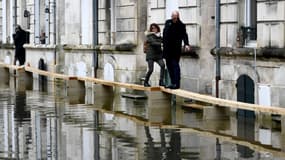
[165,58,180,88]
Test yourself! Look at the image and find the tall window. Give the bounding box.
[101,0,116,45]
[35,0,55,45]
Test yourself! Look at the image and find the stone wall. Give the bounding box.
[218,50,285,107]
[96,0,148,85]
[217,0,285,107]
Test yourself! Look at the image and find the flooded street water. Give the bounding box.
[0,78,285,160]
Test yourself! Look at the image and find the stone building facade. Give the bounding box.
[218,0,285,107]
[0,0,284,107]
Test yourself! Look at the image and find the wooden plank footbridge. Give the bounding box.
[1,62,285,116]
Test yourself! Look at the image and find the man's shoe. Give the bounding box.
[165,84,179,89]
[144,82,151,87]
[170,84,179,89]
[165,84,173,88]
[159,80,165,86]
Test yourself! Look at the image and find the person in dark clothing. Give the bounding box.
[144,23,165,87]
[13,25,28,65]
[163,11,191,89]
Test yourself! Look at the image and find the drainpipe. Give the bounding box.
[93,0,98,77]
[35,0,40,44]
[50,0,56,44]
[45,0,50,44]
[2,0,7,43]
[245,0,251,27]
[10,0,15,43]
[14,0,17,27]
[93,1,99,158]
[215,0,221,98]
[52,0,56,67]
[245,0,251,43]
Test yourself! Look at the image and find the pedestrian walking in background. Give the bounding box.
[144,23,165,87]
[163,11,191,89]
[13,25,29,65]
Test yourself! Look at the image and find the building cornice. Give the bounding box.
[211,47,285,61]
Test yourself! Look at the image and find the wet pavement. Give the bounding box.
[0,78,285,160]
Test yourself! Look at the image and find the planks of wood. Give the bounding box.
[25,65,160,91]
[0,62,24,70]
[161,88,285,115]
[2,62,285,115]
[25,66,72,80]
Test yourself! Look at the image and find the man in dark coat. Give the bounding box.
[13,25,28,65]
[163,11,190,89]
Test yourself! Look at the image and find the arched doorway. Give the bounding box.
[236,74,255,117]
[236,75,255,158]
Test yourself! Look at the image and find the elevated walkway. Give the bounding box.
[1,62,285,115]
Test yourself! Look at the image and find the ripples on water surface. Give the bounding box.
[0,80,285,160]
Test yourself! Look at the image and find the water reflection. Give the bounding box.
[167,130,181,160]
[14,91,30,122]
[0,82,285,160]
[39,73,48,92]
[237,116,255,158]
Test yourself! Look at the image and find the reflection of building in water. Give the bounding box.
[0,91,31,159]
[14,92,30,122]
[1,88,285,159]
[237,117,255,158]
[0,95,15,158]
[14,91,31,159]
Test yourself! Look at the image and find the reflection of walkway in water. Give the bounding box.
[75,104,285,158]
